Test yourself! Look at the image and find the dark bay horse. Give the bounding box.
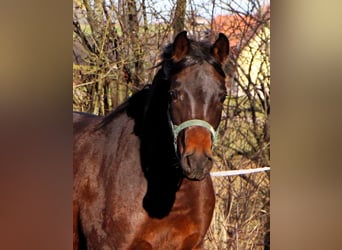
[73,31,230,249]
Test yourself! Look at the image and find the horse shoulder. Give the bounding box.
[74,111,148,248]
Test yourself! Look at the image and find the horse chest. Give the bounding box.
[127,179,215,249]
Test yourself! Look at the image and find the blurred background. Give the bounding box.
[1,0,342,249]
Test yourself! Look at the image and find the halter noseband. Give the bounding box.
[167,110,217,153]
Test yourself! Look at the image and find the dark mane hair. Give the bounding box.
[161,39,226,79]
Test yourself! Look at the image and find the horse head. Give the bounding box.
[164,31,230,180]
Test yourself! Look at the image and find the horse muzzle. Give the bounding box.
[179,126,214,180]
[181,150,213,180]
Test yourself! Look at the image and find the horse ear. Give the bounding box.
[211,33,230,64]
[172,31,190,62]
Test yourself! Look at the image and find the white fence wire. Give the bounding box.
[210,167,270,177]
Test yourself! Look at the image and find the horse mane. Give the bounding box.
[161,38,226,78]
[96,68,180,218]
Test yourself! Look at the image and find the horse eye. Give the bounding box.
[169,90,178,100]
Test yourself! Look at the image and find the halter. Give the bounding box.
[167,110,217,153]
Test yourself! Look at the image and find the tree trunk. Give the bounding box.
[126,0,144,88]
[173,0,187,35]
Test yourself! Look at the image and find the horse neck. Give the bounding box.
[133,69,184,218]
[140,68,181,177]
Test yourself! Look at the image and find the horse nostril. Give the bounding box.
[203,151,213,163]
[181,151,194,170]
[183,150,194,158]
[185,153,193,168]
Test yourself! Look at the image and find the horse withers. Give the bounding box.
[73,31,230,249]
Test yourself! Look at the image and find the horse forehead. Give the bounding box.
[175,63,223,89]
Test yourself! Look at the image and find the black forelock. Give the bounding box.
[161,39,226,78]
